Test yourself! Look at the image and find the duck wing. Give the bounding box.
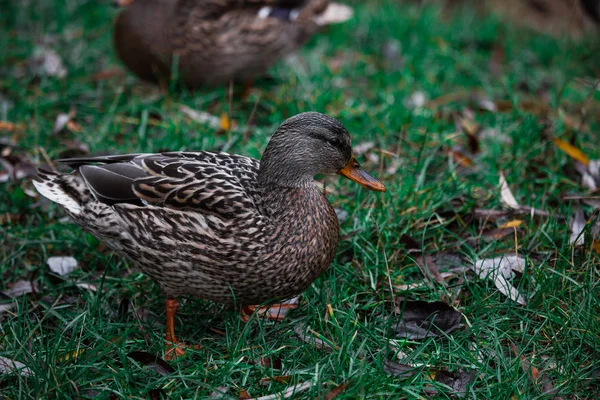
[60,152,261,219]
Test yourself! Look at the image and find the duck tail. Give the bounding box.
[33,168,86,216]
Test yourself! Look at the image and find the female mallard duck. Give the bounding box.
[113,0,353,87]
[33,112,384,358]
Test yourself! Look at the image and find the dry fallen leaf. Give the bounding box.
[0,356,33,376]
[553,138,590,166]
[472,254,531,305]
[247,381,314,400]
[219,111,231,131]
[574,159,600,191]
[383,360,418,378]
[393,300,463,339]
[425,369,476,398]
[47,256,78,276]
[2,280,38,298]
[127,351,175,376]
[209,386,231,399]
[404,91,426,109]
[28,45,67,78]
[322,382,349,400]
[569,207,586,246]
[448,148,475,168]
[510,345,563,399]
[0,121,25,133]
[499,172,520,210]
[180,105,222,129]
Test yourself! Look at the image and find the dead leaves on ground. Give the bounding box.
[392,299,464,339]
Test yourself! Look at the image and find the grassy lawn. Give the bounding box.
[2,0,600,398]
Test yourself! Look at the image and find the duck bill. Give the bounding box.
[337,157,386,192]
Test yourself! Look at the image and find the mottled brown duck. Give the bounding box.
[33,112,385,359]
[113,0,353,88]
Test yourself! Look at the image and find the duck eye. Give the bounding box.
[326,138,341,148]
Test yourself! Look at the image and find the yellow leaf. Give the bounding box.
[593,240,600,256]
[553,138,590,166]
[498,220,523,229]
[58,348,86,362]
[219,112,231,131]
[327,303,334,318]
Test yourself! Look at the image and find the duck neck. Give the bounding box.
[257,146,317,190]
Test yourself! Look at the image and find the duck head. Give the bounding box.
[259,112,386,192]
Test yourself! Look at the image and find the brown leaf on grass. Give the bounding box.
[127,351,174,376]
[52,108,77,135]
[66,120,82,133]
[488,42,505,77]
[383,360,418,378]
[494,100,515,113]
[258,376,292,386]
[482,220,523,241]
[510,345,563,399]
[259,356,283,370]
[86,67,123,81]
[399,234,442,284]
[425,369,476,398]
[482,226,520,241]
[393,300,463,339]
[0,121,25,133]
[520,99,550,116]
[322,382,349,400]
[447,148,475,168]
[239,389,251,399]
[0,140,36,183]
[561,111,589,133]
[414,253,443,284]
[457,116,481,154]
[209,386,231,398]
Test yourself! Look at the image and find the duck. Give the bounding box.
[113,0,353,88]
[33,112,385,359]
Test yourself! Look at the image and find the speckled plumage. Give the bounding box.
[34,113,383,306]
[113,0,352,87]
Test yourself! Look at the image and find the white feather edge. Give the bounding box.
[33,180,82,215]
[314,3,354,26]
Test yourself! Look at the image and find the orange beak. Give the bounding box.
[337,156,386,192]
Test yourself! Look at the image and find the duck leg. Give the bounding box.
[164,298,202,360]
[240,298,299,322]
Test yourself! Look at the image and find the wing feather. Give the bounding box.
[61,151,261,220]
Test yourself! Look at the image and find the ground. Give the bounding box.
[1,0,599,398]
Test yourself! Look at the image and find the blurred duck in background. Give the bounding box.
[113,0,353,88]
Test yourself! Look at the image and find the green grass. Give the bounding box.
[2,0,600,398]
